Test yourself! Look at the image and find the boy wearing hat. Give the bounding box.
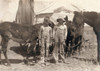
[53,17,67,64]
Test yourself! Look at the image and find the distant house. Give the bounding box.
[35,13,53,24]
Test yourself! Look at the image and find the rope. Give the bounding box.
[66,40,82,48]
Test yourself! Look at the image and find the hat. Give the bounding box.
[56,16,65,22]
[57,18,65,22]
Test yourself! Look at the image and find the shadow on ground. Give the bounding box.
[10,46,28,57]
[72,57,97,65]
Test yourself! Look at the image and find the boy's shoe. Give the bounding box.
[38,57,45,64]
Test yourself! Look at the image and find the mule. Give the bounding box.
[83,11,100,64]
[72,11,84,54]
[65,21,76,56]
[65,11,84,56]
[0,22,42,66]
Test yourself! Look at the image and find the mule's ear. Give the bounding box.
[74,11,77,14]
[74,11,79,15]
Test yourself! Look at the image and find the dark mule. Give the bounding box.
[72,11,84,54]
[65,12,84,56]
[65,21,76,56]
[65,12,84,57]
[0,22,42,66]
[83,12,100,64]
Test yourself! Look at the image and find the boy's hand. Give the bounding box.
[51,37,55,42]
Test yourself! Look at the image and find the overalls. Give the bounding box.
[53,24,67,63]
[39,26,52,63]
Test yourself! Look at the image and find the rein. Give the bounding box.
[66,40,82,48]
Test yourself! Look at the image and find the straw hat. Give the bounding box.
[56,16,65,22]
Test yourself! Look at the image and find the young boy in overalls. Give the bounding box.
[39,16,52,65]
[53,17,67,64]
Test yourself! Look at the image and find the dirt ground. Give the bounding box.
[0,26,100,71]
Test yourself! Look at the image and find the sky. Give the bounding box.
[0,0,100,21]
[72,0,100,12]
[35,0,100,12]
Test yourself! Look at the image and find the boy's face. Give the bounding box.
[43,19,50,26]
[58,19,64,24]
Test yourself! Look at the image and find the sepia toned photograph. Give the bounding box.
[0,0,100,71]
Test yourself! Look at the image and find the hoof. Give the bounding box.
[98,62,100,65]
[67,53,71,57]
[7,63,11,66]
[41,63,45,67]
[24,59,29,65]
[0,61,3,65]
[34,59,37,63]
[35,60,38,63]
[38,59,45,64]
[4,63,11,66]
[95,62,100,65]
[26,62,29,66]
[55,61,59,65]
[45,62,50,66]
[63,60,66,64]
[64,54,67,58]
[6,60,11,66]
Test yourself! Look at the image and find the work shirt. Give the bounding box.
[39,25,52,46]
[53,24,67,43]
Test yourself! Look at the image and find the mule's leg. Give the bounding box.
[75,38,79,53]
[0,48,2,64]
[65,39,70,57]
[25,53,30,65]
[71,38,75,55]
[33,52,37,63]
[74,37,81,55]
[33,45,37,63]
[77,36,82,54]
[2,37,10,66]
[66,41,71,57]
[65,37,71,57]
[25,43,31,65]
[67,44,71,57]
[78,41,82,54]
[97,32,100,64]
[0,35,2,64]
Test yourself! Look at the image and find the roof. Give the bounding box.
[0,0,83,21]
[35,0,83,14]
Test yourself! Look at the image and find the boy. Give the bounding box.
[39,16,52,65]
[53,17,67,64]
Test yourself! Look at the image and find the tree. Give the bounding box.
[16,0,34,25]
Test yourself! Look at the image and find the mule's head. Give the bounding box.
[43,16,52,26]
[73,11,84,35]
[73,11,84,26]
